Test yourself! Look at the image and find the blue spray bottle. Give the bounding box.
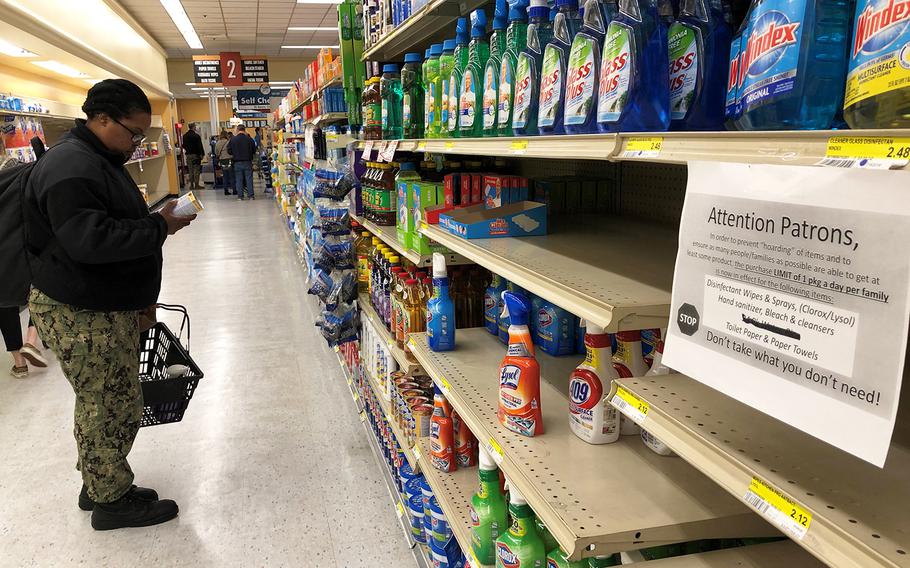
[513,0,555,135]
[723,1,752,129]
[565,0,618,133]
[484,274,507,335]
[669,0,732,130]
[596,0,670,132]
[427,253,456,351]
[538,0,582,134]
[735,0,852,131]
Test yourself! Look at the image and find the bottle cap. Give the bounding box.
[382,63,400,73]
[508,3,528,22]
[371,237,381,244]
[508,482,527,505]
[443,39,456,52]
[470,9,487,38]
[416,271,427,279]
[502,290,530,326]
[430,43,444,56]
[579,318,606,335]
[406,278,418,285]
[529,0,549,19]
[391,266,403,273]
[425,48,432,58]
[479,445,498,471]
[455,16,470,44]
[399,162,416,171]
[556,0,578,7]
[390,255,401,263]
[493,0,509,29]
[404,52,422,63]
[432,252,448,278]
[362,231,371,237]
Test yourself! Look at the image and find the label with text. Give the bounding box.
[743,476,812,540]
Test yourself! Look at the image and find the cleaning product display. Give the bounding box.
[402,53,425,139]
[424,44,443,138]
[447,18,472,137]
[563,0,615,133]
[482,0,510,136]
[494,484,547,568]
[459,9,491,137]
[497,0,530,136]
[498,291,544,437]
[568,320,620,444]
[381,64,404,139]
[438,40,457,137]
[538,0,582,134]
[427,253,457,352]
[470,447,509,565]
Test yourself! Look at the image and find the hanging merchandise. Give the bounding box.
[402,53,425,139]
[498,291,544,437]
[431,385,457,472]
[597,0,671,132]
[483,0,511,136]
[538,0,582,134]
[734,0,852,130]
[315,301,360,346]
[569,320,621,444]
[427,253,457,351]
[446,18,471,137]
[313,236,356,273]
[513,0,555,135]
[470,446,509,565]
[425,44,444,138]
[494,484,547,568]
[460,9,492,137]
[668,0,732,130]
[843,0,910,128]
[439,40,458,137]
[564,0,617,133]
[498,1,530,136]
[381,64,403,140]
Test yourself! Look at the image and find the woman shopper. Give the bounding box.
[23,79,196,530]
[0,308,47,378]
[214,130,234,195]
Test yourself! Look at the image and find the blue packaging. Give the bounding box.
[429,496,453,542]
[538,0,582,134]
[575,318,586,353]
[641,328,662,360]
[484,275,506,335]
[735,0,852,130]
[513,0,555,135]
[420,478,433,543]
[430,535,466,568]
[427,256,456,352]
[564,0,616,132]
[535,300,576,356]
[408,493,427,544]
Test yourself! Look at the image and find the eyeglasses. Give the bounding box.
[111,117,147,145]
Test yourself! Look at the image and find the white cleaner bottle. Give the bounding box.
[640,341,676,457]
[568,320,620,444]
[613,330,649,436]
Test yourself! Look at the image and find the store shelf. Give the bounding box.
[308,112,348,127]
[125,154,165,166]
[353,130,910,169]
[609,375,910,568]
[289,78,343,115]
[333,347,363,414]
[639,540,824,567]
[353,214,468,268]
[407,328,778,560]
[415,439,494,568]
[420,216,676,332]
[359,292,423,375]
[362,0,488,61]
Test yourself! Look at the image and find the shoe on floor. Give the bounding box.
[79,484,158,511]
[20,344,47,368]
[10,365,28,379]
[224,191,230,196]
[91,488,178,531]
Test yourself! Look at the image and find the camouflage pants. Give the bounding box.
[29,288,143,504]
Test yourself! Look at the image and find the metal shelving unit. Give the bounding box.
[420,216,677,332]
[359,292,423,375]
[307,112,348,127]
[353,214,468,268]
[407,328,780,561]
[609,375,910,568]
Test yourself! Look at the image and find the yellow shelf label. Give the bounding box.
[744,476,812,540]
[416,141,427,151]
[359,411,366,422]
[823,136,910,169]
[438,376,451,393]
[510,139,529,152]
[420,221,429,231]
[396,501,405,518]
[444,141,455,150]
[413,445,421,460]
[623,136,663,158]
[487,437,504,464]
[611,386,649,425]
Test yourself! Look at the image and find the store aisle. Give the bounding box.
[0,187,415,567]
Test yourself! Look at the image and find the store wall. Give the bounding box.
[0,62,87,109]
[175,98,235,126]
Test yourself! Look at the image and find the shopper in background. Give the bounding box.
[228,124,257,200]
[23,79,196,531]
[182,122,204,190]
[254,126,262,151]
[0,307,47,378]
[214,131,234,196]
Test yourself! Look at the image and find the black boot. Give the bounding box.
[79,484,158,511]
[91,488,178,531]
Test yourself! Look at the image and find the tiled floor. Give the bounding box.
[0,184,415,567]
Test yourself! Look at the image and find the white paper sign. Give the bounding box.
[664,162,910,466]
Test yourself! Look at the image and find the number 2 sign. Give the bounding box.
[220,52,242,87]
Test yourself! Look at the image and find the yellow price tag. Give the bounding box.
[611,386,649,425]
[438,376,451,394]
[359,411,366,422]
[444,141,455,150]
[744,476,812,539]
[622,136,664,158]
[408,337,417,349]
[823,136,910,168]
[487,437,504,463]
[510,139,529,153]
[416,141,427,151]
[413,444,421,460]
[420,221,429,231]
[396,501,405,518]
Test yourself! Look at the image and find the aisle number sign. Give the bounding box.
[192,53,270,86]
[664,162,910,466]
[744,476,813,540]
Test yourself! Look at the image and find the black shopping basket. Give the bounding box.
[138,304,204,427]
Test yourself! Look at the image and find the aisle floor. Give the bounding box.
[0,185,415,567]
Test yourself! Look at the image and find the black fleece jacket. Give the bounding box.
[24,120,169,311]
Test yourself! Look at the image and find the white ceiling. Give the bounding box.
[117,0,340,58]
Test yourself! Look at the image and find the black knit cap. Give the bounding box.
[82,79,152,121]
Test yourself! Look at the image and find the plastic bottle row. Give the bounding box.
[362,0,909,141]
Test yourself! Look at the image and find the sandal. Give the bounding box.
[20,343,48,368]
[10,365,28,379]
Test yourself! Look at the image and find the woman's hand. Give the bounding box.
[158,201,196,235]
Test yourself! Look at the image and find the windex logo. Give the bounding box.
[497,542,520,567]
[500,365,522,389]
[484,295,496,311]
[742,12,801,77]
[853,0,910,56]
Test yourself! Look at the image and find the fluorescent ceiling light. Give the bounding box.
[281,45,340,49]
[31,60,88,78]
[160,0,204,50]
[287,27,339,31]
[0,39,36,58]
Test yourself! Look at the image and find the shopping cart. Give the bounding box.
[138,304,204,427]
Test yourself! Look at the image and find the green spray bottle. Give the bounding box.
[535,518,559,552]
[424,44,443,138]
[497,1,529,137]
[546,547,587,568]
[495,483,547,568]
[458,9,490,138]
[422,48,432,135]
[588,554,621,567]
[471,446,509,565]
[438,39,456,139]
[482,0,509,136]
[445,17,470,138]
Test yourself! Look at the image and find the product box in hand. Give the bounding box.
[439,201,547,239]
[173,191,204,216]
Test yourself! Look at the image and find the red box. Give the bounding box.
[460,174,472,206]
[444,173,460,208]
[471,173,483,204]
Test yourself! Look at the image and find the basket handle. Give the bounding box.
[156,303,190,352]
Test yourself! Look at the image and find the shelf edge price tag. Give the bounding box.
[510,139,529,154]
[362,140,374,160]
[359,410,366,422]
[396,501,405,518]
[380,139,399,162]
[416,140,427,151]
[611,386,649,425]
[486,437,504,465]
[622,136,663,158]
[438,376,451,394]
[820,136,910,169]
[375,141,388,162]
[444,141,455,151]
[413,444,421,461]
[743,476,812,540]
